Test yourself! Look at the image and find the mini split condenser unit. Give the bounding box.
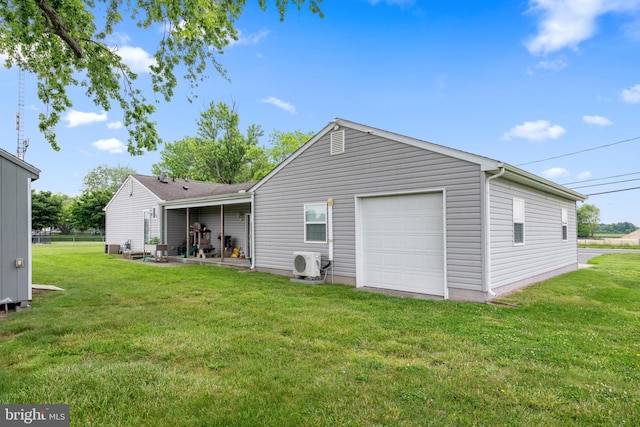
[292,252,321,278]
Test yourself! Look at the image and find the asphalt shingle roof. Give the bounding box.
[133,174,254,202]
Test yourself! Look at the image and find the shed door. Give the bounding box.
[359,192,445,296]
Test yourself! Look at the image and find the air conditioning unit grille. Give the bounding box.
[294,255,307,274]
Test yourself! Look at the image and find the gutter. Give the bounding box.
[484,166,505,297]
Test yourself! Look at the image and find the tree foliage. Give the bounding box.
[152,101,263,183]
[70,189,112,232]
[31,190,63,230]
[577,203,601,238]
[0,0,322,154]
[250,129,313,180]
[596,222,638,235]
[82,164,136,193]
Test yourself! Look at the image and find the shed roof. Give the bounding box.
[131,174,254,201]
[0,147,40,179]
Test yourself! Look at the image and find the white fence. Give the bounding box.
[579,238,640,246]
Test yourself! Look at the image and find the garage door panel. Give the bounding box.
[360,193,445,296]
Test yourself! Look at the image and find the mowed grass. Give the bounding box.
[1,243,639,426]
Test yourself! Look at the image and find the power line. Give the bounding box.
[516,135,640,166]
[561,171,640,185]
[570,177,640,190]
[585,186,640,196]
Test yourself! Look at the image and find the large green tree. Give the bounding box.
[31,190,63,230]
[70,189,112,232]
[0,1,322,154]
[152,101,263,184]
[577,203,601,238]
[82,164,136,193]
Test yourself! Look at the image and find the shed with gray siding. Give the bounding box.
[250,119,586,302]
[0,148,40,308]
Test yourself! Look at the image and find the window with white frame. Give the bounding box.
[513,198,525,245]
[561,208,568,241]
[304,203,327,243]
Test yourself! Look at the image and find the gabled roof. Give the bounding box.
[132,174,254,202]
[0,147,40,179]
[250,118,586,202]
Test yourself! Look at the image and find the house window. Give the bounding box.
[304,203,327,243]
[143,210,151,244]
[513,198,525,245]
[561,208,568,241]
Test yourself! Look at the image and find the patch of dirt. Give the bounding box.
[623,229,640,239]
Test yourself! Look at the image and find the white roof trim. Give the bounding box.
[161,192,252,209]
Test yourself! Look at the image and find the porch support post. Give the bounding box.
[186,208,190,257]
[220,204,225,261]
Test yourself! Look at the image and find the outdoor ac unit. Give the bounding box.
[293,252,321,278]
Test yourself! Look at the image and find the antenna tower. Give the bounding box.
[16,68,29,160]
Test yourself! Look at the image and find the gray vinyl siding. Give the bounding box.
[105,177,161,252]
[489,178,578,289]
[1,154,37,303]
[254,128,484,290]
[166,209,188,255]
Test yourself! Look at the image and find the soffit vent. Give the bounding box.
[330,130,345,155]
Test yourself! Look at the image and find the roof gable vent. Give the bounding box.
[330,130,345,155]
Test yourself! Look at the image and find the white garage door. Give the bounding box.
[359,192,445,296]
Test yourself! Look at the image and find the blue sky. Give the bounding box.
[1,0,640,226]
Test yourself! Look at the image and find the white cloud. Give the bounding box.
[228,30,270,47]
[107,121,123,130]
[541,167,570,180]
[526,0,640,55]
[63,110,108,128]
[535,57,568,71]
[113,45,156,73]
[262,97,297,115]
[582,115,613,126]
[502,120,566,141]
[577,171,593,180]
[92,138,126,154]
[621,84,640,103]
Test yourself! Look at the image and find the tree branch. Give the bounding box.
[35,0,84,58]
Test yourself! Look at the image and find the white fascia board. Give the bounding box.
[334,118,502,171]
[499,164,587,201]
[161,193,252,210]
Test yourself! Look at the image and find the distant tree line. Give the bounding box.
[596,222,638,235]
[577,203,637,238]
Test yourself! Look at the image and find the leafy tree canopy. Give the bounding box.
[152,101,263,184]
[70,189,112,232]
[31,190,63,230]
[577,203,601,238]
[250,129,313,180]
[0,0,322,154]
[82,164,136,193]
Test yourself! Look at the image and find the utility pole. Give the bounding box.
[16,69,29,160]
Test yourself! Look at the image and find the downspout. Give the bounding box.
[327,197,334,283]
[250,192,256,270]
[484,166,505,297]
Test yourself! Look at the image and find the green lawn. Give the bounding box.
[1,243,639,426]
